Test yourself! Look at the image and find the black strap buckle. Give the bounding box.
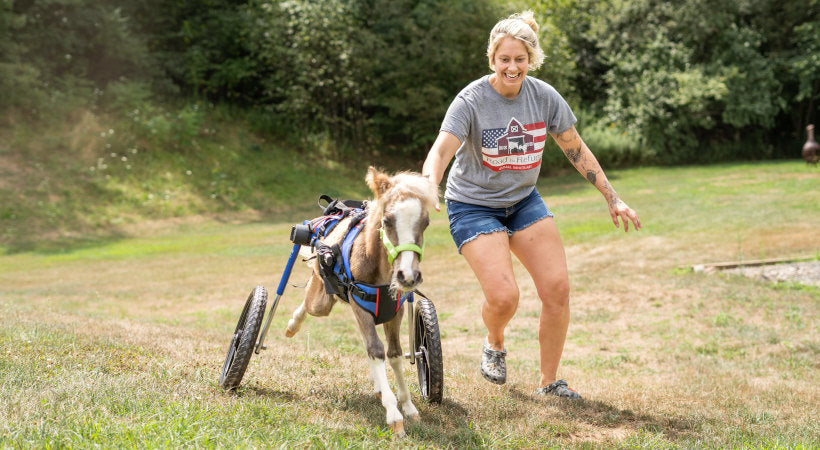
[318,194,365,217]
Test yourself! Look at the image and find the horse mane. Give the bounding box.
[367,171,438,216]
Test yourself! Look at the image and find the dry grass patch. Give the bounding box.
[1,162,818,447]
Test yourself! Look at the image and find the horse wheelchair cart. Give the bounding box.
[218,196,444,404]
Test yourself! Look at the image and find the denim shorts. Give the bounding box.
[445,188,554,253]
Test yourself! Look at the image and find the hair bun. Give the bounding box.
[515,11,539,34]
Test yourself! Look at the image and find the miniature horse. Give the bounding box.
[285,166,438,437]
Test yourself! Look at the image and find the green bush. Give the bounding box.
[3,0,819,165]
[594,0,818,163]
[1,0,161,118]
[575,110,647,168]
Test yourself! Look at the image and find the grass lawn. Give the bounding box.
[1,161,818,448]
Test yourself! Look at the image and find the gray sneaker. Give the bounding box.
[535,379,582,399]
[480,340,507,385]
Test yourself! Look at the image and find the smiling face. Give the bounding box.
[489,36,530,98]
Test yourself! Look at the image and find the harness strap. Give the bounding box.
[348,283,413,325]
[319,194,365,217]
[307,194,412,325]
[315,241,346,296]
[337,210,411,324]
[310,214,344,239]
[341,219,365,281]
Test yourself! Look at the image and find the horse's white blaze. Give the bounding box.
[393,198,422,275]
[370,358,402,425]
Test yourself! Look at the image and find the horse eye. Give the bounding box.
[383,215,395,228]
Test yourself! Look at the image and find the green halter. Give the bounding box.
[380,227,424,264]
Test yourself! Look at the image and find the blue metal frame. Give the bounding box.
[255,243,301,354]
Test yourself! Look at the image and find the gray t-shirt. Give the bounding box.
[440,75,577,208]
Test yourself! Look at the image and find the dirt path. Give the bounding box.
[720,260,820,287]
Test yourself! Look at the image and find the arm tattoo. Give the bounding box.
[557,128,577,144]
[604,180,617,205]
[564,144,582,164]
[557,129,617,202]
[558,128,583,163]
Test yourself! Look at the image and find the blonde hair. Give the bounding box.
[486,11,545,71]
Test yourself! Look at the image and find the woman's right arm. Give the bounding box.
[422,131,461,211]
[422,131,460,186]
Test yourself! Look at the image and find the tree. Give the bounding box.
[594,0,817,162]
[2,0,159,115]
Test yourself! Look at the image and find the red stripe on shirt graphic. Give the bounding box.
[481,118,546,172]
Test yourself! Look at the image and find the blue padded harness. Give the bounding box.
[309,202,412,325]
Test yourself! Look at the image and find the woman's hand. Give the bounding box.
[423,174,442,212]
[422,131,461,213]
[609,198,641,232]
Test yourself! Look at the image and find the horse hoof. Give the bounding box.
[375,392,382,400]
[285,328,296,338]
[406,413,420,423]
[390,421,405,437]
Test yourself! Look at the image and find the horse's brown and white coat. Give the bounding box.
[285,167,438,437]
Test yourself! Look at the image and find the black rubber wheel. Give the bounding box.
[219,285,267,390]
[414,294,443,403]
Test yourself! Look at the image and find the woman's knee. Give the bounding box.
[485,285,520,315]
[538,275,570,309]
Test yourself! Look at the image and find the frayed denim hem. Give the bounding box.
[456,227,509,254]
[509,211,554,234]
[456,212,554,254]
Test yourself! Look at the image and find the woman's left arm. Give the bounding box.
[550,125,642,232]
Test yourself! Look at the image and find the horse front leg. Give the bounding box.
[384,306,419,422]
[351,305,405,437]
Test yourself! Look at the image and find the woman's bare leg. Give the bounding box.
[460,231,519,352]
[509,217,570,387]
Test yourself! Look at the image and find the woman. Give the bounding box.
[422,11,641,399]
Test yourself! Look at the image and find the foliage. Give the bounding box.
[0,1,46,112]
[529,0,606,107]
[362,0,502,153]
[1,0,158,115]
[573,108,644,168]
[790,10,820,129]
[2,0,819,163]
[246,0,370,144]
[593,0,818,163]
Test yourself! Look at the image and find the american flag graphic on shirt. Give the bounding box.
[481,117,546,172]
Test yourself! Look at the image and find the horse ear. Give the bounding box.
[366,166,393,198]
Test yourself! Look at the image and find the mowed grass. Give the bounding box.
[1,161,818,448]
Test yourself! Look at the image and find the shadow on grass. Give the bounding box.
[507,385,700,441]
[1,231,129,255]
[244,385,299,402]
[346,394,485,445]
[241,379,702,445]
[247,380,484,445]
